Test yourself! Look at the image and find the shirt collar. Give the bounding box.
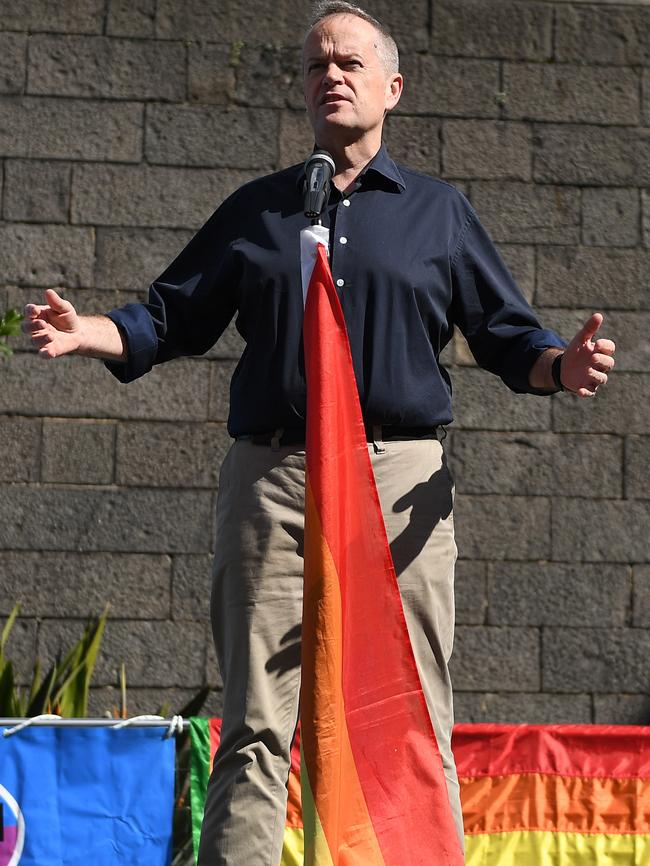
[295,142,406,192]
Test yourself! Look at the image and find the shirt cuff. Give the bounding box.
[507,328,567,395]
[103,304,159,383]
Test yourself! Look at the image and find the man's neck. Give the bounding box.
[318,134,383,195]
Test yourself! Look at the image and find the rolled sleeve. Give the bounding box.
[103,304,160,383]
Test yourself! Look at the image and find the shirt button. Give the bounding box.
[343,199,351,207]
[336,278,344,287]
[340,236,348,244]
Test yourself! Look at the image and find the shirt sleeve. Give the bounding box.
[104,203,239,383]
[450,204,566,394]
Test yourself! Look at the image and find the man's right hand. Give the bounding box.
[22,289,82,358]
[22,289,127,362]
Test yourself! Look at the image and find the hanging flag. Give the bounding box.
[454,722,650,865]
[298,225,464,866]
[0,724,175,866]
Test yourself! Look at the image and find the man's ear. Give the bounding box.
[386,73,403,112]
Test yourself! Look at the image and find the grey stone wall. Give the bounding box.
[1,0,648,723]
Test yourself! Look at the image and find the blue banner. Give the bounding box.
[0,725,174,866]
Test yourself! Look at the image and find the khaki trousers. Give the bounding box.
[198,436,463,866]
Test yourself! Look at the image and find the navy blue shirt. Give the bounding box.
[105,145,564,436]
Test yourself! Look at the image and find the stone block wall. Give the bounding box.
[1,0,648,723]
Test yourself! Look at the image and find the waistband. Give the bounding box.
[237,425,445,447]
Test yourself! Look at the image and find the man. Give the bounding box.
[23,3,615,863]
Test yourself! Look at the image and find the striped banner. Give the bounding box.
[298,226,463,866]
[190,721,650,865]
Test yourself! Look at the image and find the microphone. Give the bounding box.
[303,150,335,222]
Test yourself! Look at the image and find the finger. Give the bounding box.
[576,386,597,398]
[576,312,604,345]
[592,353,615,372]
[22,318,49,335]
[44,288,73,313]
[593,338,615,355]
[32,332,54,349]
[589,369,608,386]
[23,303,50,320]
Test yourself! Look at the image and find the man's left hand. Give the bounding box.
[561,312,616,398]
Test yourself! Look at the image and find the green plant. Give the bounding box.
[0,308,22,357]
[0,604,108,717]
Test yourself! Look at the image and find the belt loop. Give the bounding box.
[271,427,284,451]
[372,424,386,454]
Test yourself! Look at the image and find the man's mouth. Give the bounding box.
[320,93,350,105]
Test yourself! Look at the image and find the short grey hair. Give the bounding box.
[305,1,399,75]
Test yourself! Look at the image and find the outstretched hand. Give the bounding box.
[22,289,82,359]
[561,312,615,398]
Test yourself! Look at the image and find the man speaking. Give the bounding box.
[23,3,615,864]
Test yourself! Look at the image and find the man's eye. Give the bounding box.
[308,63,325,73]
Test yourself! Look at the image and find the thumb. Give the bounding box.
[576,312,603,345]
[44,288,72,314]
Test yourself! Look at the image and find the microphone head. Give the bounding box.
[303,150,335,219]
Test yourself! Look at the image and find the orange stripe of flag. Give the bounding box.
[460,771,650,835]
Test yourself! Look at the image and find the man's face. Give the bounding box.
[303,14,402,146]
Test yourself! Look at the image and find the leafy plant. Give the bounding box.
[0,604,108,717]
[0,308,22,357]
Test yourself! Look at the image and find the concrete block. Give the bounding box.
[188,43,235,106]
[450,626,540,691]
[539,309,650,373]
[72,164,252,228]
[626,437,650,500]
[0,354,213,422]
[116,421,230,487]
[454,691,591,724]
[212,321,245,361]
[0,33,26,95]
[39,618,207,687]
[442,121,531,181]
[157,0,428,52]
[544,627,650,692]
[451,431,623,497]
[278,110,314,167]
[552,373,650,435]
[0,0,104,33]
[382,116,441,176]
[208,361,238,422]
[582,187,639,248]
[95,228,193,290]
[451,368,552,431]
[0,552,171,618]
[555,4,650,65]
[0,417,40,482]
[0,486,213,553]
[644,190,650,247]
[0,96,142,162]
[397,55,500,118]
[0,617,38,685]
[42,419,115,484]
[28,35,185,101]
[0,223,94,288]
[172,554,213,621]
[146,105,278,170]
[633,565,650,627]
[534,124,650,186]
[107,0,156,37]
[454,560,487,625]
[488,562,631,627]
[503,63,640,125]
[3,160,71,223]
[432,0,552,60]
[552,497,650,563]
[87,685,217,717]
[537,246,650,310]
[454,494,551,560]
[593,694,650,726]
[233,45,303,110]
[471,182,580,244]
[644,69,650,126]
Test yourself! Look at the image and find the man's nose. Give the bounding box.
[323,63,344,85]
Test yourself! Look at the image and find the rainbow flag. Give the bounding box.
[454,723,650,864]
[298,225,463,865]
[190,721,650,865]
